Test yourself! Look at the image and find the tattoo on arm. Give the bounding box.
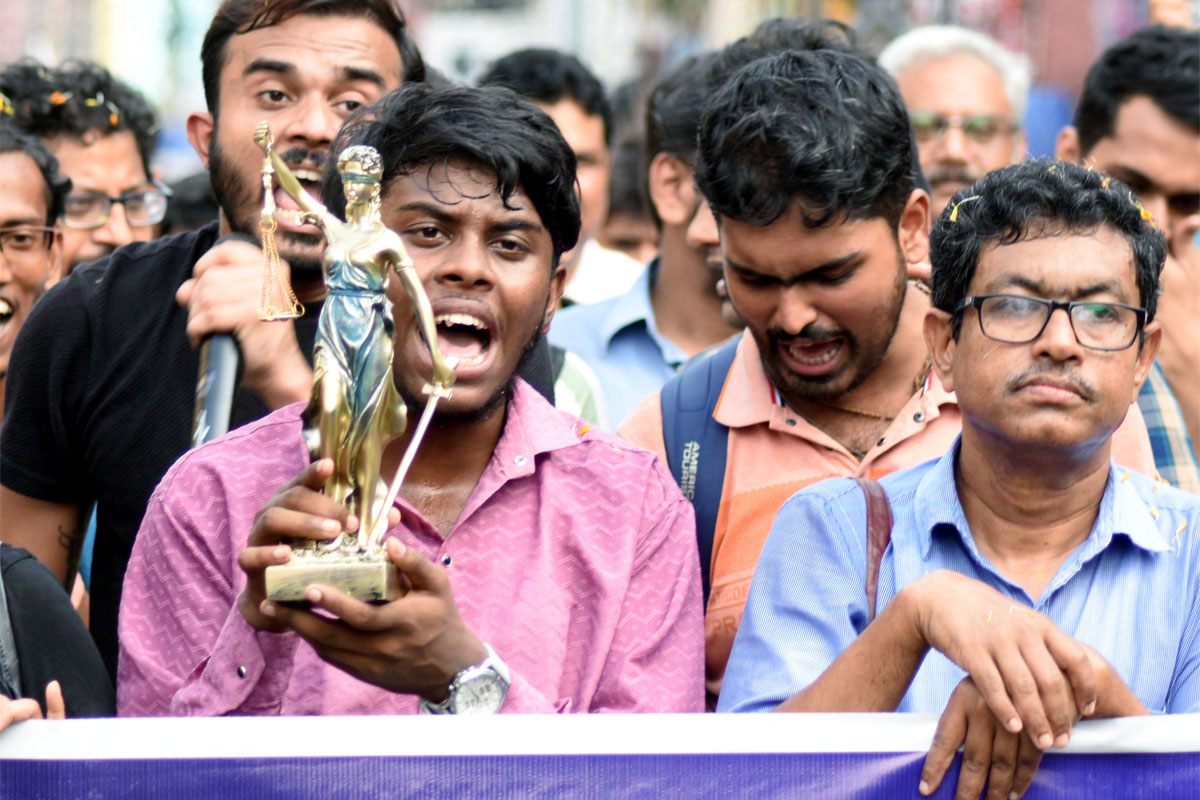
[57,524,83,590]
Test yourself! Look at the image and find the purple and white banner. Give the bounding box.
[2,713,1197,798]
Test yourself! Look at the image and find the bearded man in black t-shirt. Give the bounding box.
[0,0,494,680]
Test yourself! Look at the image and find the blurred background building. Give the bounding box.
[4,0,1196,179]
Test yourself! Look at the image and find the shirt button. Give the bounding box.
[913,412,925,423]
[785,418,796,427]
[237,666,247,679]
[441,554,453,567]
[513,455,528,467]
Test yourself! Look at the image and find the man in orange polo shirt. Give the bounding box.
[619,47,1157,703]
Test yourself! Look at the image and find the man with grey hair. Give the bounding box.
[880,25,1030,216]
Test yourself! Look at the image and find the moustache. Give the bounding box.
[926,165,979,188]
[279,148,329,172]
[1006,365,1097,402]
[768,324,847,346]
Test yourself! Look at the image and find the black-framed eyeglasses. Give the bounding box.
[952,294,1146,351]
[63,178,173,230]
[0,226,56,263]
[909,111,1018,145]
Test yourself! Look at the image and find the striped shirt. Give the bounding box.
[1139,361,1200,494]
[719,440,1200,716]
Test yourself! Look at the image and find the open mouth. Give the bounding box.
[778,336,845,378]
[272,169,323,227]
[785,338,841,366]
[434,312,492,368]
[0,297,14,333]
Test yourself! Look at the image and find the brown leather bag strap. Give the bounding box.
[854,477,893,623]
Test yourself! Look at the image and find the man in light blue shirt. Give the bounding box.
[550,53,738,427]
[720,161,1200,800]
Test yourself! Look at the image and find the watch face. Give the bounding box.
[453,673,507,715]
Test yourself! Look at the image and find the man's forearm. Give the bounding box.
[775,587,929,712]
[1092,657,1150,718]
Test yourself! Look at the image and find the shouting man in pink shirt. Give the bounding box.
[117,83,704,717]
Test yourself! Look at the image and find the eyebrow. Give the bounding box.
[1100,163,1154,190]
[243,59,387,89]
[392,201,543,233]
[989,275,1128,301]
[726,250,864,285]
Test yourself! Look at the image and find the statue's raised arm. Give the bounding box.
[255,121,326,225]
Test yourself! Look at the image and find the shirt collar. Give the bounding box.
[599,258,658,345]
[913,438,1170,561]
[597,258,688,367]
[713,331,776,428]
[397,379,585,538]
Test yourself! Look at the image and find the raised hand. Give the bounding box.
[177,237,312,408]
[254,121,274,153]
[0,680,66,732]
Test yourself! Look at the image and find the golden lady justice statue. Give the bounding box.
[253,122,457,602]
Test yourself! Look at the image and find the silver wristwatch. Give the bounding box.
[419,643,511,715]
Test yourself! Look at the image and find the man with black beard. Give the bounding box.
[0,0,544,681]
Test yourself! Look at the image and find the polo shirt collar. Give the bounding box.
[712,330,776,428]
[913,438,1170,563]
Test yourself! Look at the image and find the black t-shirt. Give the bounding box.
[0,223,320,678]
[1,544,115,717]
[0,222,558,679]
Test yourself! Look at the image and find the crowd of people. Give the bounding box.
[1,1,1197,797]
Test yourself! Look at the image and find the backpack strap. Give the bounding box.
[0,547,22,699]
[854,477,893,623]
[661,338,740,603]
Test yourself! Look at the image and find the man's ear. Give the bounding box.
[186,112,216,169]
[898,188,932,269]
[1054,126,1082,164]
[542,264,568,333]
[923,307,956,395]
[1131,320,1163,404]
[45,229,65,288]
[647,152,693,228]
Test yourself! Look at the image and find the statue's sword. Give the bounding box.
[365,379,455,550]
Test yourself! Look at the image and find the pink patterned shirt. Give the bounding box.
[118,380,704,716]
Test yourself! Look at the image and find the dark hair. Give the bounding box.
[200,0,425,116]
[695,48,918,228]
[0,127,72,226]
[642,19,862,230]
[1,58,159,174]
[322,83,580,266]
[930,159,1166,333]
[608,135,651,221]
[1074,25,1200,155]
[477,48,613,147]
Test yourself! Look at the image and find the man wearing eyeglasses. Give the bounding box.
[879,26,1029,218]
[0,129,67,419]
[720,160,1200,800]
[0,60,164,271]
